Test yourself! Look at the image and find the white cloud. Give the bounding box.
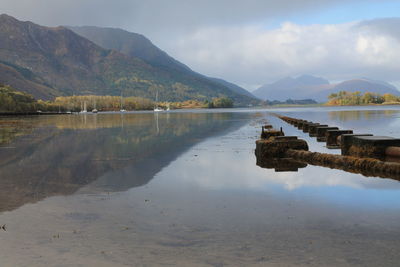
[0,0,363,32]
[164,19,400,89]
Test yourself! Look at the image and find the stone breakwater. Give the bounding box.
[273,114,400,160]
[255,115,400,180]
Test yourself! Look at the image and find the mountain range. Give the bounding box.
[68,26,256,99]
[253,75,400,102]
[0,14,258,105]
[2,14,398,106]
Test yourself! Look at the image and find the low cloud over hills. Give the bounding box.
[253,75,400,102]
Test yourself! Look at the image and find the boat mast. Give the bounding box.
[155,91,159,108]
[120,93,123,110]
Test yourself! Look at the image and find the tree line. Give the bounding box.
[326,91,400,106]
[53,95,154,111]
[0,84,40,113]
[148,97,233,109]
[0,84,235,113]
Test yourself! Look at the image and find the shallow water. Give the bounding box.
[0,107,400,266]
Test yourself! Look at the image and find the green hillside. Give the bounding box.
[70,25,258,100]
[0,84,37,112]
[0,14,258,106]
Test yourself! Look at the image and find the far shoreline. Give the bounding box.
[2,103,400,117]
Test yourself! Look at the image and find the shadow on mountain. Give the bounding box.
[0,112,249,212]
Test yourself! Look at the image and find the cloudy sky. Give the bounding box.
[1,0,400,90]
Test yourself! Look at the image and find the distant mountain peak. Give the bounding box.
[68,25,192,72]
[296,74,320,81]
[0,13,20,24]
[295,74,330,85]
[0,13,15,19]
[264,74,329,86]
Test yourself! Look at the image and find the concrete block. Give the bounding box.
[309,124,328,137]
[255,137,309,159]
[316,127,339,142]
[302,122,318,133]
[343,135,400,159]
[297,120,309,129]
[326,130,353,149]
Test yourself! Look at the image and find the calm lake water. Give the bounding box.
[1,106,400,266]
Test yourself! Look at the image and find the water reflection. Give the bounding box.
[0,112,248,212]
[1,109,400,266]
[256,157,307,172]
[329,109,398,122]
[155,121,400,196]
[0,119,34,145]
[255,151,400,181]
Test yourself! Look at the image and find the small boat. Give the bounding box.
[80,101,88,113]
[154,91,163,112]
[92,100,98,113]
[120,93,126,112]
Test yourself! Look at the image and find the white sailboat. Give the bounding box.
[120,93,126,112]
[154,91,163,112]
[92,99,98,113]
[80,101,88,113]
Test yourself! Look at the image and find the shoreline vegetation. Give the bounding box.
[264,91,400,108]
[0,84,234,114]
[325,91,400,106]
[2,84,400,115]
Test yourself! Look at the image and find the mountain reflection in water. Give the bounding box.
[0,112,249,212]
[1,108,400,266]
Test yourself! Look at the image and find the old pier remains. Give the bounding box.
[255,114,400,180]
